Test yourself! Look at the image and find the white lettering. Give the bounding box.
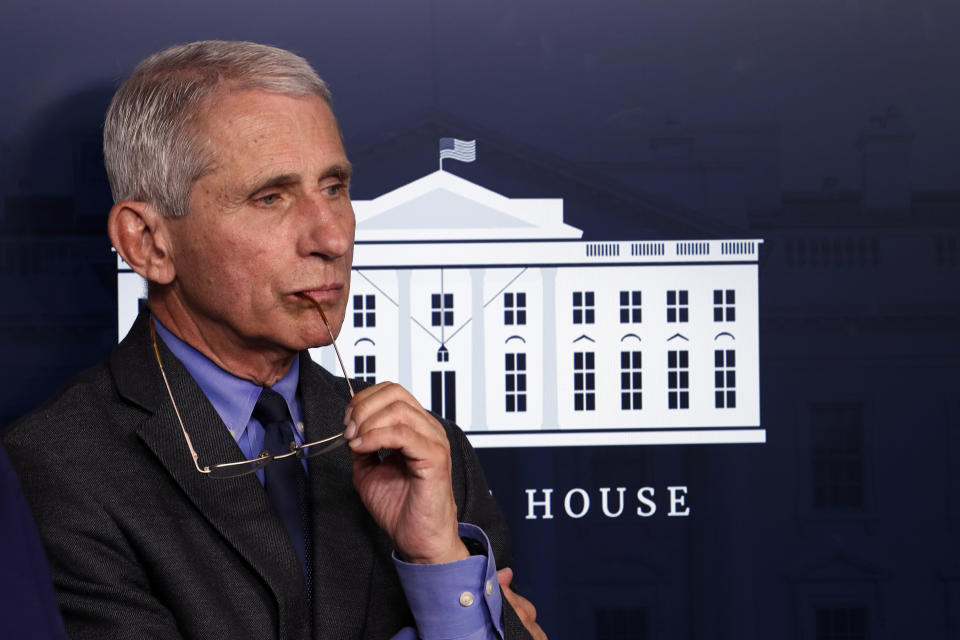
[668,486,690,516]
[525,489,554,520]
[599,487,626,518]
[524,485,692,519]
[564,488,590,519]
[636,486,657,517]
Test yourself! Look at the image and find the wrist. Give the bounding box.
[402,538,471,565]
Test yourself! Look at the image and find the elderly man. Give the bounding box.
[3,41,543,640]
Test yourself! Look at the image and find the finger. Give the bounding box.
[347,407,448,463]
[500,586,545,640]
[346,383,442,438]
[504,588,537,622]
[349,400,447,449]
[348,379,393,403]
[346,382,418,422]
[352,399,444,442]
[344,383,389,437]
[343,381,399,426]
[496,568,548,639]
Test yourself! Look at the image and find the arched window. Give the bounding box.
[353,337,376,384]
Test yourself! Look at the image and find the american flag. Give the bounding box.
[439,138,476,164]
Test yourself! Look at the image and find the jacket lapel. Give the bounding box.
[111,312,310,638]
[298,355,391,639]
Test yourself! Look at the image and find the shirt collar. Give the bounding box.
[152,317,301,440]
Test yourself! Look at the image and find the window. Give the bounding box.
[353,294,376,328]
[666,290,688,323]
[505,353,527,412]
[431,293,454,326]
[667,350,689,409]
[353,355,376,384]
[436,345,449,363]
[713,289,735,322]
[811,404,864,509]
[714,349,736,408]
[620,351,642,410]
[572,291,595,324]
[573,351,596,411]
[815,606,867,640]
[619,290,641,323]
[504,292,527,325]
[596,608,647,640]
[430,371,456,422]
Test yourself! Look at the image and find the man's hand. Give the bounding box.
[343,382,468,565]
[497,568,548,640]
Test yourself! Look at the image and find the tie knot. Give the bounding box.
[252,387,290,426]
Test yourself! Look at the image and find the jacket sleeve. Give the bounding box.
[442,420,534,640]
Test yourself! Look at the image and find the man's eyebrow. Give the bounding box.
[247,173,300,196]
[323,162,353,183]
[246,162,352,197]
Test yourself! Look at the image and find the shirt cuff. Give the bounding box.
[393,523,504,640]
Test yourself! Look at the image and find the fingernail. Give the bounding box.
[348,436,362,449]
[344,420,357,439]
[343,406,353,426]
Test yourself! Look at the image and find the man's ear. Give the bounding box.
[107,200,176,285]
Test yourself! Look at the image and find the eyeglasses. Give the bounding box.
[150,296,355,479]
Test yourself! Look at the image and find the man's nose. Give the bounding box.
[297,195,354,259]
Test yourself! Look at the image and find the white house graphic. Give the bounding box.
[116,166,763,448]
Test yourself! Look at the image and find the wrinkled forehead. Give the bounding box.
[190,84,344,170]
[185,89,350,203]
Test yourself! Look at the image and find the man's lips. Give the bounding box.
[294,285,344,304]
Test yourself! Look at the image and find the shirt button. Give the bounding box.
[296,421,305,433]
[459,591,475,607]
[485,580,494,596]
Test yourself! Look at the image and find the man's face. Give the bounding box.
[162,89,355,363]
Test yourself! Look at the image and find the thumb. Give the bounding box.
[497,566,514,587]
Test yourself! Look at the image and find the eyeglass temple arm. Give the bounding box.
[296,294,355,398]
[149,319,212,474]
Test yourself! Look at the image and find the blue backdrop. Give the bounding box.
[2,2,958,638]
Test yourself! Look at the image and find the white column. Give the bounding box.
[397,269,412,390]
[470,267,486,430]
[541,267,558,430]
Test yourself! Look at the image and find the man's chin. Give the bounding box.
[291,324,338,352]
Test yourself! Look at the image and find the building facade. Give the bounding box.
[318,170,763,447]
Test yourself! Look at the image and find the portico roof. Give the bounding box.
[354,170,583,241]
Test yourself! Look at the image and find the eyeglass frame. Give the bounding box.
[149,302,355,479]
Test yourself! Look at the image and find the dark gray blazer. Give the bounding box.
[4,312,530,640]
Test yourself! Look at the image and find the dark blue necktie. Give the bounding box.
[252,387,311,588]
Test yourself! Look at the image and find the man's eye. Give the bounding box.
[322,176,351,196]
[257,193,280,205]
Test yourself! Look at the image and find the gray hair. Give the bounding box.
[104,40,332,218]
